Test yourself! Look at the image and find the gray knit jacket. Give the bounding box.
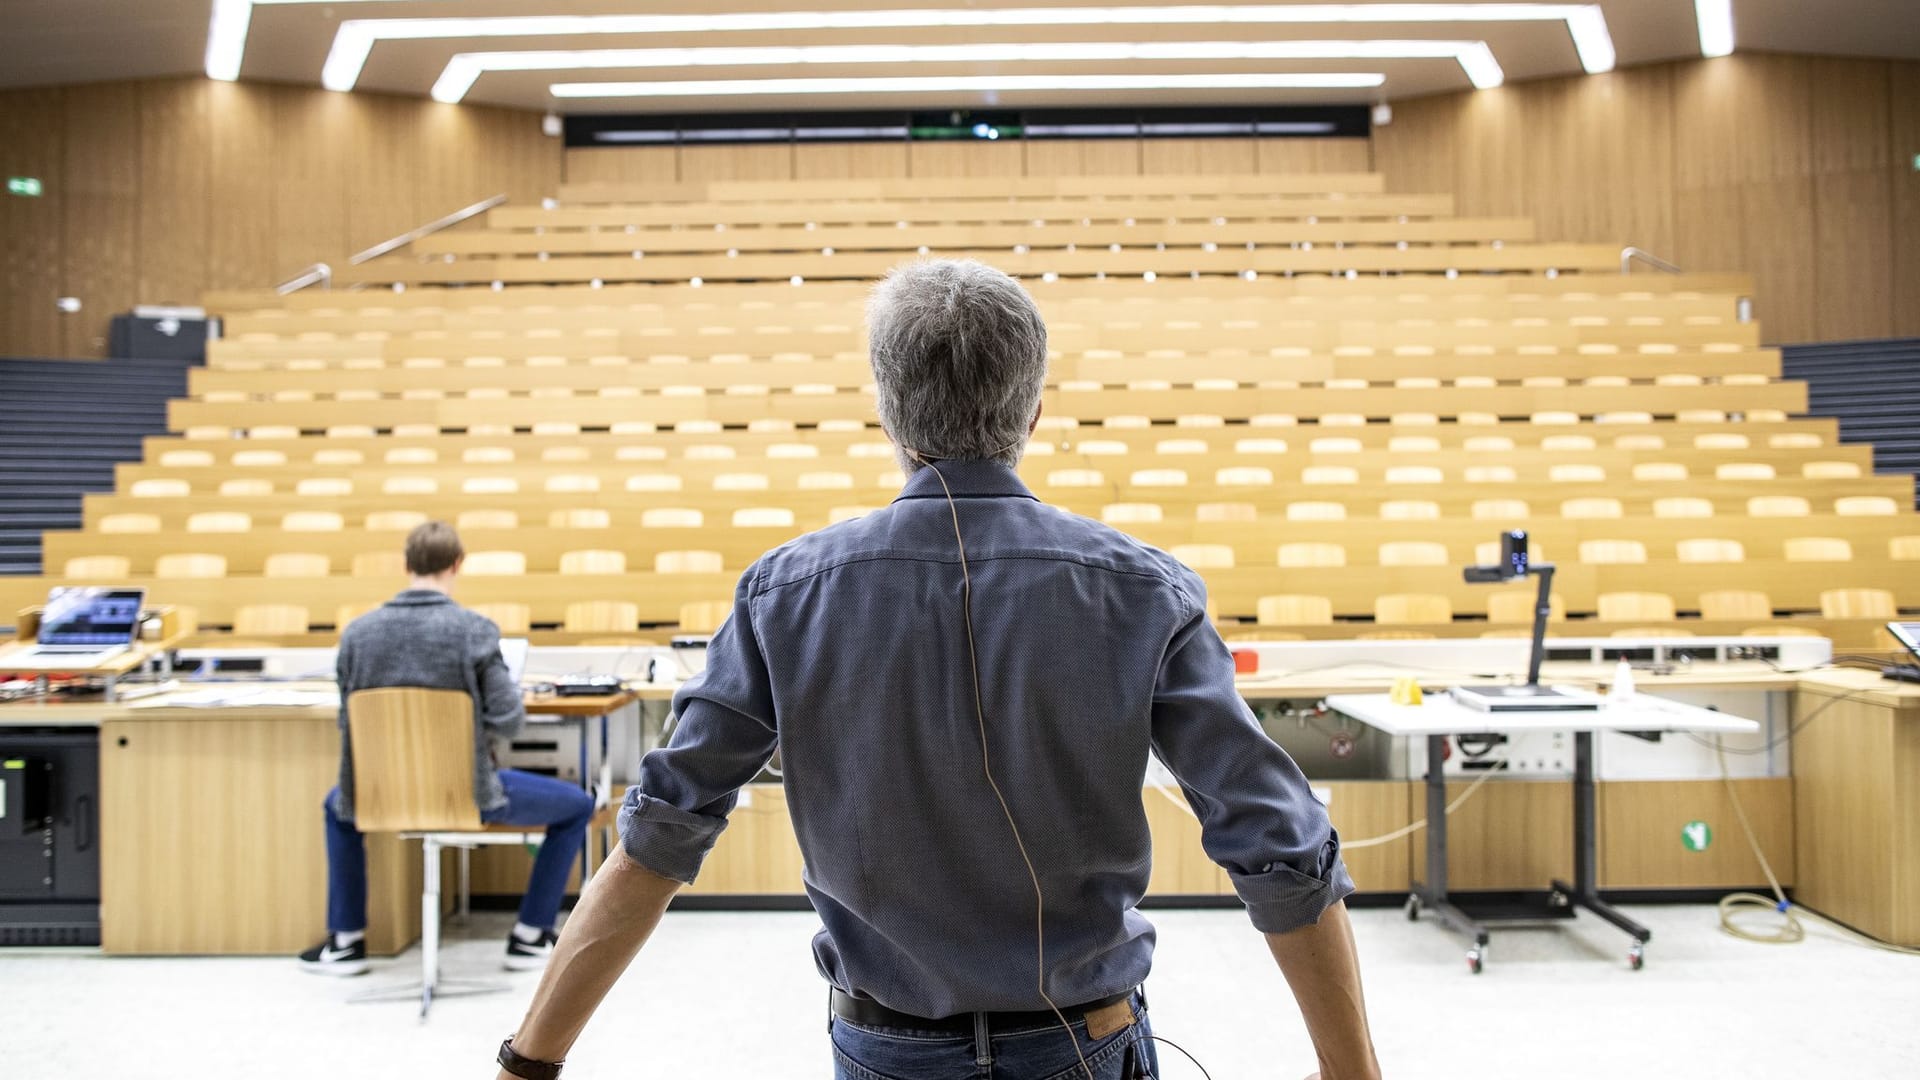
[327,589,525,823]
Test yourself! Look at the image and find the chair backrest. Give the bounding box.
[1486,590,1565,623]
[1676,539,1745,564]
[347,688,483,833]
[1579,539,1648,565]
[550,508,613,529]
[458,509,520,530]
[233,604,310,636]
[656,550,724,574]
[1285,501,1348,522]
[1278,542,1347,568]
[1379,541,1448,567]
[155,553,227,579]
[1196,502,1258,523]
[1597,592,1676,622]
[1699,590,1772,621]
[365,511,428,532]
[1169,544,1234,569]
[471,603,532,634]
[1375,594,1452,625]
[564,601,639,633]
[1819,588,1897,619]
[1783,537,1852,562]
[1654,497,1715,519]
[1256,595,1333,626]
[352,550,408,578]
[465,550,527,576]
[679,601,733,633]
[265,552,332,577]
[63,555,131,578]
[560,550,627,575]
[1835,496,1897,517]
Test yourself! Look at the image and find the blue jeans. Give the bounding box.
[325,769,595,933]
[831,993,1158,1079]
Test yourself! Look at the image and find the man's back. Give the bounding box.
[331,589,524,820]
[630,461,1347,1018]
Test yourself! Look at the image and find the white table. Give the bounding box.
[1325,691,1758,973]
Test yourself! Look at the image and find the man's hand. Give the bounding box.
[1264,901,1382,1080]
[501,846,683,1067]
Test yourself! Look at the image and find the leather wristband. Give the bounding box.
[497,1038,564,1080]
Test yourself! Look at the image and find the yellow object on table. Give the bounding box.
[1390,677,1425,705]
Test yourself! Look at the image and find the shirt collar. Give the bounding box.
[388,589,454,606]
[891,460,1040,503]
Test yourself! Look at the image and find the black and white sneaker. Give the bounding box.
[504,929,558,972]
[298,936,370,977]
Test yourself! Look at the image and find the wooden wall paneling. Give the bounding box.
[476,104,560,207]
[205,81,278,291]
[1894,62,1920,338]
[344,94,422,255]
[1809,58,1893,341]
[1371,94,1458,197]
[0,87,69,357]
[564,146,678,185]
[1321,781,1412,893]
[1023,139,1142,177]
[1672,55,1818,343]
[412,102,493,235]
[1523,68,1676,254]
[1408,780,1572,890]
[271,86,351,282]
[1791,692,1902,943]
[1597,779,1794,889]
[136,78,211,309]
[681,144,796,184]
[1255,137,1371,176]
[61,82,140,358]
[1451,89,1530,219]
[907,140,1025,178]
[793,142,911,180]
[1141,137,1256,176]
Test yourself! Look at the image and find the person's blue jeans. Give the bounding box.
[325,769,595,934]
[831,992,1158,1079]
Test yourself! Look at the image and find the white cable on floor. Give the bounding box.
[1712,737,1920,956]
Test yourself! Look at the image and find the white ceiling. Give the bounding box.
[1,1,1915,112]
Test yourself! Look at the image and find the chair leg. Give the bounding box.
[421,837,440,1019]
[458,845,471,926]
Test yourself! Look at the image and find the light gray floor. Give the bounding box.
[7,904,1917,1079]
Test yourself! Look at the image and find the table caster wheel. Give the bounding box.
[1466,948,1484,975]
[1404,895,1422,922]
[1548,889,1570,908]
[1628,944,1645,971]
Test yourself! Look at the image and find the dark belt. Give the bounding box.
[829,986,1137,1035]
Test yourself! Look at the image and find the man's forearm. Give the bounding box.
[499,848,682,1072]
[1264,900,1381,1080]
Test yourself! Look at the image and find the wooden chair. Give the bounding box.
[1374,594,1451,626]
[344,687,549,1016]
[1890,536,1920,561]
[1597,592,1676,623]
[656,550,724,574]
[1470,499,1531,522]
[1676,539,1745,564]
[1278,542,1347,568]
[550,508,613,529]
[679,601,733,633]
[1631,463,1689,482]
[1196,502,1258,523]
[642,508,704,528]
[1379,541,1448,567]
[233,604,310,636]
[463,551,527,576]
[1783,537,1852,562]
[1654,498,1715,519]
[1169,544,1235,570]
[1101,503,1164,524]
[1748,496,1810,518]
[1487,590,1565,624]
[1804,461,1862,480]
[559,550,627,575]
[458,510,520,530]
[155,553,228,579]
[366,511,429,532]
[335,603,381,630]
[1579,540,1647,565]
[218,479,273,497]
[284,511,345,533]
[352,551,408,578]
[187,511,252,534]
[62,555,131,578]
[563,601,639,633]
[1561,498,1624,520]
[1380,500,1441,521]
[1256,595,1334,626]
[265,553,332,577]
[1834,496,1898,517]
[471,603,532,634]
[1285,501,1347,522]
[100,513,162,534]
[1819,589,1897,619]
[1699,591,1772,621]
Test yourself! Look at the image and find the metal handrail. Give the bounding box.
[349,193,508,266]
[276,263,331,295]
[1620,246,1682,274]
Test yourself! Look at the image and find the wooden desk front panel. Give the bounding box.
[1791,689,1920,946]
[99,714,422,956]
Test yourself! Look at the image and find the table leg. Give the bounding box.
[1410,734,1490,971]
[1550,731,1651,969]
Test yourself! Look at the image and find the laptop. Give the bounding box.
[19,587,146,663]
[500,637,530,687]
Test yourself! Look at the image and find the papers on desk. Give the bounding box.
[130,686,340,709]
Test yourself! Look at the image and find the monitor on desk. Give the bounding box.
[37,587,145,647]
[500,637,529,687]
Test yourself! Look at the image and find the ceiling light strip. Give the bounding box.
[1694,0,1735,59]
[549,73,1388,100]
[434,40,1497,103]
[310,5,1612,92]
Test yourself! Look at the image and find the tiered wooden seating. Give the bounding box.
[8,172,1913,649]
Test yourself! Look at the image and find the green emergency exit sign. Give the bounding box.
[6,177,41,197]
[1913,153,1920,172]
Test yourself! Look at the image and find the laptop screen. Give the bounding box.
[39,587,145,647]
[500,637,530,687]
[1887,622,1920,665]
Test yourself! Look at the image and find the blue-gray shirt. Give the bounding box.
[618,461,1351,1018]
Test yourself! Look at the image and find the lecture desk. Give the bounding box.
[2,665,1916,956]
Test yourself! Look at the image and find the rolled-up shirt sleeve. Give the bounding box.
[619,566,778,884]
[1149,580,1354,934]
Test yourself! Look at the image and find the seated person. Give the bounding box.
[300,522,593,976]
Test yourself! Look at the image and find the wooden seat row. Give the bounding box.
[6,562,1910,632]
[165,381,1807,433]
[415,217,1542,260]
[45,515,1920,578]
[551,173,1390,205]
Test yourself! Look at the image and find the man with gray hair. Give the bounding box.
[494,260,1381,1080]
